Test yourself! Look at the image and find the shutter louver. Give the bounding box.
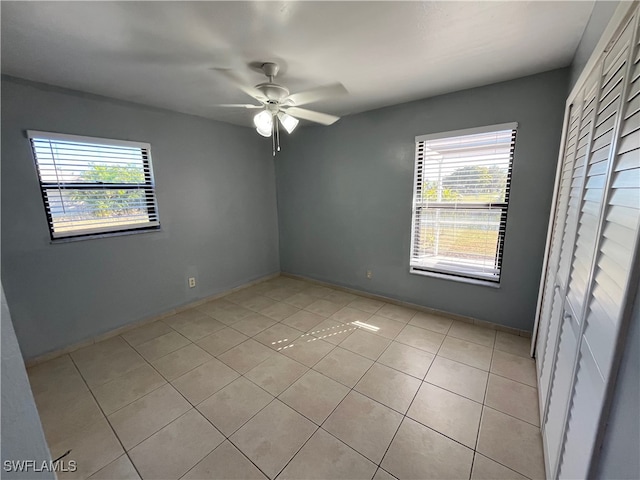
[538,65,602,412]
[583,22,640,379]
[28,131,160,240]
[537,103,582,407]
[410,124,517,283]
[537,8,640,479]
[559,16,639,479]
[542,70,606,477]
[544,314,580,476]
[556,112,591,289]
[558,343,606,479]
[566,47,626,320]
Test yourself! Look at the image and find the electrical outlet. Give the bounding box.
[366,270,373,279]
[188,277,196,288]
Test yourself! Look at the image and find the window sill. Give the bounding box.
[50,226,162,244]
[409,267,501,288]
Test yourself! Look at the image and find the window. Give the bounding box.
[28,131,160,240]
[410,123,517,283]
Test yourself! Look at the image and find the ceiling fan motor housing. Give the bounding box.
[255,62,290,104]
[255,83,290,103]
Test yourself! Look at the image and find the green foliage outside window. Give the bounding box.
[422,165,507,202]
[70,164,146,218]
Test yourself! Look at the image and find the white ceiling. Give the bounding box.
[2,1,595,127]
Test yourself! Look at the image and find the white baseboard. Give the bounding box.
[24,271,280,368]
[26,269,532,368]
[281,272,532,339]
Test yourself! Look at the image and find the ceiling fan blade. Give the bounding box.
[215,104,263,109]
[285,83,348,107]
[285,107,340,126]
[213,68,267,102]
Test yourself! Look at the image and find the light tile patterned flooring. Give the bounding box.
[28,276,545,480]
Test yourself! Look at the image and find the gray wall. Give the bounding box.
[1,76,279,360]
[276,68,569,331]
[1,285,54,479]
[594,283,640,479]
[569,1,620,90]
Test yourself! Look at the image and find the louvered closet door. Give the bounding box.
[537,8,640,479]
[536,102,580,417]
[559,14,640,479]
[541,68,601,475]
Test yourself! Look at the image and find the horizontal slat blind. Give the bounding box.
[28,131,160,239]
[410,125,516,282]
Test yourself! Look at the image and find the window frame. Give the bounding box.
[409,122,518,285]
[27,130,161,242]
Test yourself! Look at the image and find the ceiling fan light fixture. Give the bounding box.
[254,110,273,137]
[256,125,272,137]
[277,112,299,134]
[219,62,344,150]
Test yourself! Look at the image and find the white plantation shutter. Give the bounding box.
[540,72,601,473]
[536,6,640,478]
[540,69,602,431]
[28,131,160,240]
[410,123,517,283]
[536,102,582,416]
[560,17,639,479]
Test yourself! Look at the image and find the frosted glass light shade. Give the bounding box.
[254,110,273,137]
[277,112,299,134]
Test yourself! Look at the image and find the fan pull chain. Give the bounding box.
[276,116,281,152]
[272,118,276,156]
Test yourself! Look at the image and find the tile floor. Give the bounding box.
[27,276,545,480]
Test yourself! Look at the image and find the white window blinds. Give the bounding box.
[28,131,160,240]
[410,123,517,282]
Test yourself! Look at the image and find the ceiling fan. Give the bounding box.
[216,62,347,155]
